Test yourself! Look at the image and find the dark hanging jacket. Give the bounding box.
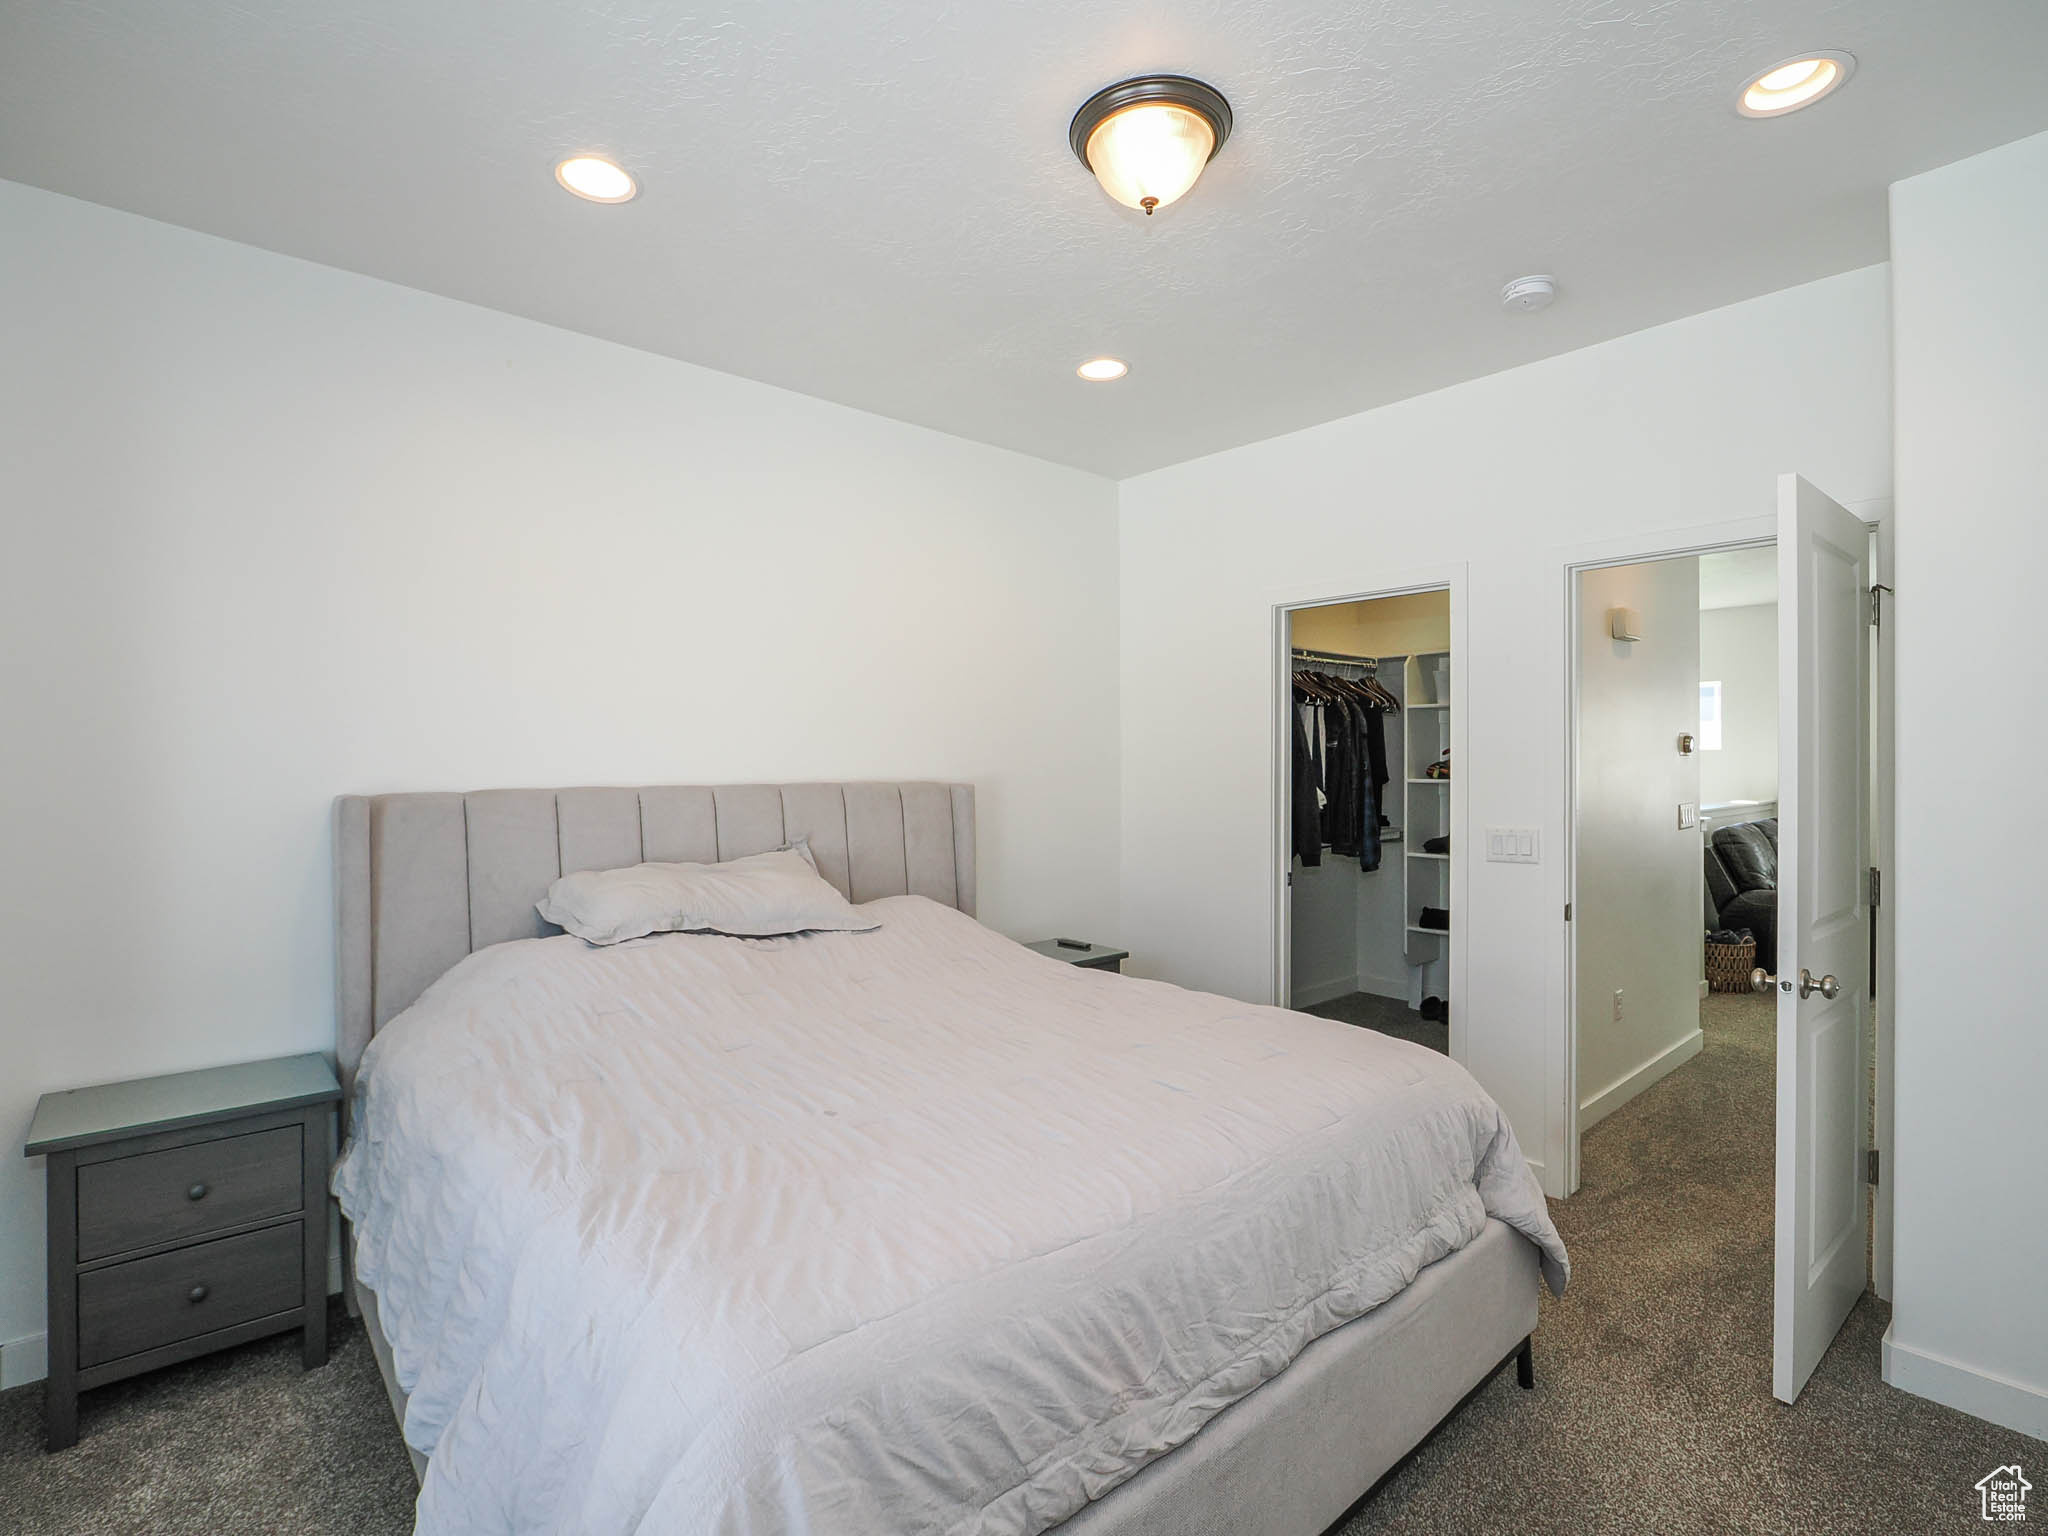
[1325,699,1363,858]
[1357,700,1388,871]
[1292,705,1322,866]
[1363,703,1391,809]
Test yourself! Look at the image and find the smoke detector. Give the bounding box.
[1500,275,1556,313]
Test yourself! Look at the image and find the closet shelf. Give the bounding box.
[1405,924,1450,938]
[1407,777,1450,786]
[1407,701,1449,710]
[1408,851,1448,860]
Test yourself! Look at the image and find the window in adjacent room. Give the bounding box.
[1699,680,1724,751]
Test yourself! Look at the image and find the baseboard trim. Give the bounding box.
[0,1331,49,1390]
[1289,974,1359,1009]
[1883,1324,2048,1440]
[1579,1028,1704,1130]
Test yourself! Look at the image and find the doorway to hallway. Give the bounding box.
[1564,477,1883,1406]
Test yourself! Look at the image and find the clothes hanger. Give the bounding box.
[1293,670,1335,705]
[1359,666,1400,711]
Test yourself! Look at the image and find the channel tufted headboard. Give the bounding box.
[333,782,976,1089]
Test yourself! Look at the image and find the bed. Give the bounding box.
[332,781,1566,1536]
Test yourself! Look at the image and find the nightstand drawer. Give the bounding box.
[77,1223,302,1368]
[75,1126,302,1262]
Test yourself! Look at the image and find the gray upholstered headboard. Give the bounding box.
[333,782,976,1089]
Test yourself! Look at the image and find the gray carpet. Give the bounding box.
[0,1297,416,1534]
[1303,991,1449,1054]
[1333,991,2030,1535]
[2,992,2029,1533]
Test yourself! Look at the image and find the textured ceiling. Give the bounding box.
[4,0,2046,477]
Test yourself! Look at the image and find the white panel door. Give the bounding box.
[1773,474,1872,1403]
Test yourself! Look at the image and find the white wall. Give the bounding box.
[1575,559,1702,1127]
[1886,130,2048,1439]
[1287,858,1360,1006]
[1118,265,1892,1193]
[1699,603,1779,805]
[0,180,1120,1369]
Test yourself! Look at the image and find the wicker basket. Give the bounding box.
[1705,935,1758,993]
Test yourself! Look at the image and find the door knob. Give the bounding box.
[1750,968,1778,994]
[1798,969,1841,1000]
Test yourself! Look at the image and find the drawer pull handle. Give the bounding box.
[188,1284,209,1304]
[187,1183,209,1201]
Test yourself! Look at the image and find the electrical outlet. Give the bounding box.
[1613,988,1625,1023]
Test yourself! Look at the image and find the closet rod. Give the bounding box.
[1291,647,1375,665]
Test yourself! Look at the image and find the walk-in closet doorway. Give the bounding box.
[1274,583,1465,1064]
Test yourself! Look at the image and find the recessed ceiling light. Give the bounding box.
[1070,76,1233,216]
[1737,52,1855,118]
[1077,357,1129,382]
[554,155,637,203]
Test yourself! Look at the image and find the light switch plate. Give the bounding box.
[1485,827,1541,864]
[1678,802,1699,829]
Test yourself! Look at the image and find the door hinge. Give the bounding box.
[1564,902,1573,922]
[1865,1148,1881,1186]
[1869,867,1881,908]
[1286,871,1294,888]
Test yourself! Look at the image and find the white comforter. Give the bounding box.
[335,896,1566,1536]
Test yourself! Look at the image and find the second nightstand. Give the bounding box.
[1023,938,1130,973]
[24,1053,341,1451]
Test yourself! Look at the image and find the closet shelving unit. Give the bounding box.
[1402,651,1451,1001]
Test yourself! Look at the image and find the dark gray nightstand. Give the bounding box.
[23,1052,342,1451]
[1024,938,1130,973]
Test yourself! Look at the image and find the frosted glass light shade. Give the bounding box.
[1085,102,1216,214]
[1069,76,1233,217]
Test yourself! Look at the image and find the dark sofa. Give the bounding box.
[1704,818,1777,970]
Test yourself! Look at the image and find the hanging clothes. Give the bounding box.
[1324,696,1360,857]
[1355,695,1384,872]
[1291,705,1322,867]
[1291,658,1399,871]
[1363,702,1391,813]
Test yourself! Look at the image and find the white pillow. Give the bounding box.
[536,845,879,945]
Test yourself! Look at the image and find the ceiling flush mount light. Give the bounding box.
[1070,75,1233,215]
[1077,356,1129,382]
[1737,52,1855,118]
[554,154,637,203]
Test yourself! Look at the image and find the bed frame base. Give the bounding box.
[1318,1332,1535,1536]
[355,1220,1539,1534]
